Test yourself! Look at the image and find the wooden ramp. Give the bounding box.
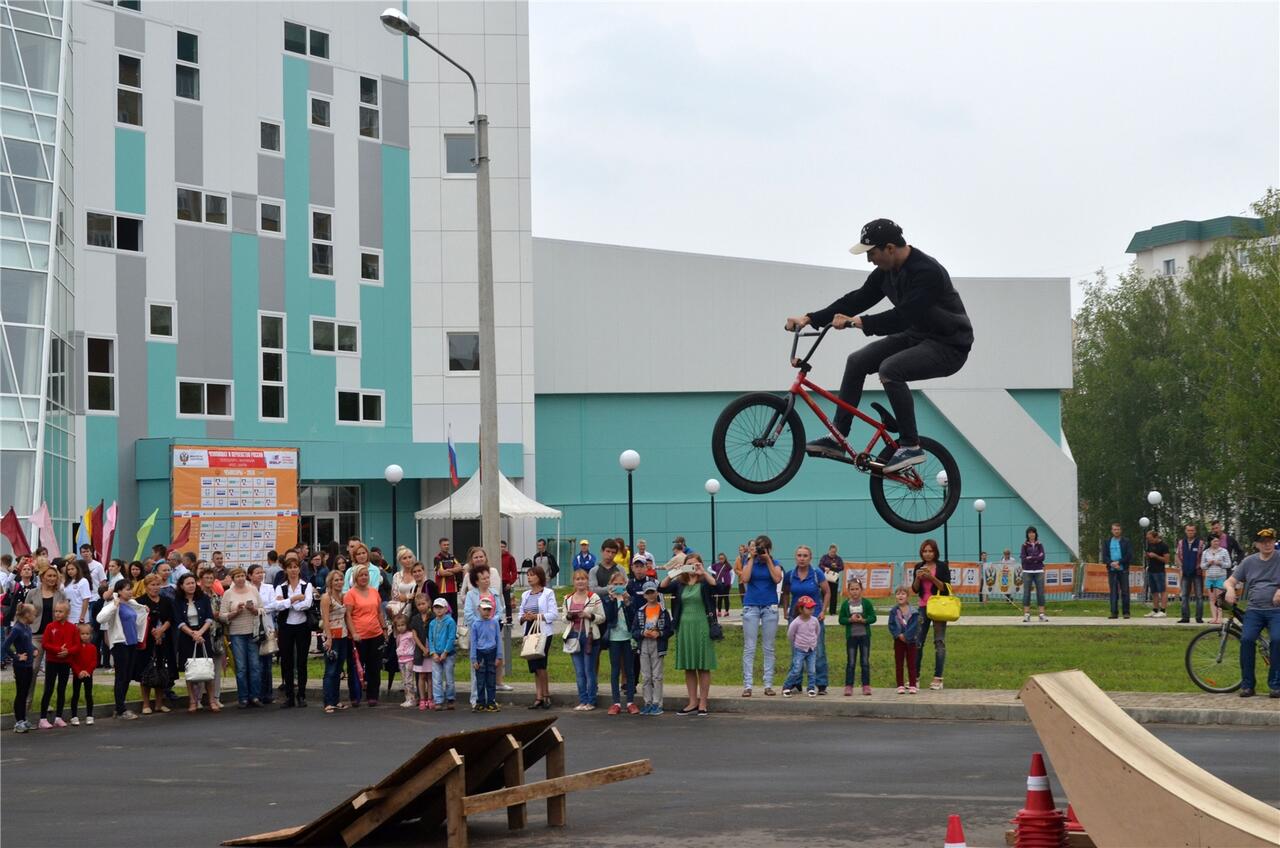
[1019,670,1280,848]
[223,717,651,848]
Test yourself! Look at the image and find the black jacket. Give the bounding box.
[630,604,674,654]
[173,594,215,664]
[808,247,973,350]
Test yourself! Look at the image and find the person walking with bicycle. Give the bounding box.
[785,219,973,473]
[1222,528,1279,698]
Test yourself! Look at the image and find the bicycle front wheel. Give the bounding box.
[1185,627,1242,693]
[712,393,805,494]
[868,436,960,533]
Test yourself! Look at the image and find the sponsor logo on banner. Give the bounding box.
[263,451,298,469]
[174,448,210,468]
[1045,569,1060,587]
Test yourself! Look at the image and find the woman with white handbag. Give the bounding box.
[562,569,605,711]
[518,565,559,709]
[174,573,217,713]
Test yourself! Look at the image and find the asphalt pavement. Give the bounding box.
[2,707,1276,848]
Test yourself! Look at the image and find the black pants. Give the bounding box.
[71,675,94,716]
[1107,569,1130,616]
[278,622,310,701]
[355,637,383,701]
[111,644,136,714]
[833,334,968,444]
[12,666,33,722]
[40,662,71,719]
[716,588,731,614]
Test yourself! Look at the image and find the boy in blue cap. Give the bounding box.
[631,581,673,715]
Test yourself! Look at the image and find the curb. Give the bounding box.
[5,684,1275,729]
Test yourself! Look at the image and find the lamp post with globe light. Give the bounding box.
[974,499,987,601]
[620,451,641,555]
[384,464,404,553]
[380,7,500,563]
[705,479,721,562]
[1140,515,1152,601]
[937,470,950,563]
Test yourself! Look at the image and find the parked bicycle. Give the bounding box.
[1185,595,1272,693]
[711,327,960,533]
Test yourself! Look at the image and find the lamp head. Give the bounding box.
[973,498,986,513]
[1147,490,1162,506]
[1139,517,1151,529]
[935,470,949,487]
[619,450,641,472]
[705,479,721,495]
[384,463,405,485]
[380,8,420,37]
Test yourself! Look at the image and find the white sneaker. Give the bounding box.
[401,699,415,708]
[497,683,514,691]
[1023,614,1031,623]
[85,716,94,726]
[1039,614,1048,622]
[1154,611,1167,618]
[69,717,80,726]
[1143,611,1157,617]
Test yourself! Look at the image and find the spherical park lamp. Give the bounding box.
[1146,489,1162,535]
[384,463,404,553]
[619,450,640,555]
[705,479,720,561]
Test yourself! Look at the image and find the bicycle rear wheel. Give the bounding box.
[712,392,805,494]
[868,436,960,533]
[1185,627,1242,693]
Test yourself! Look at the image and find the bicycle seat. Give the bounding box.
[871,402,899,432]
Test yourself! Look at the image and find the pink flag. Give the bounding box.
[29,501,59,558]
[102,501,118,562]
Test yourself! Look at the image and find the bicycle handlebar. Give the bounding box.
[789,325,830,369]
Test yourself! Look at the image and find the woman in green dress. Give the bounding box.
[660,552,718,716]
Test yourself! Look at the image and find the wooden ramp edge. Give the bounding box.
[1019,670,1280,848]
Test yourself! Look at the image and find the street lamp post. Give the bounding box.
[384,464,404,553]
[620,450,640,555]
[974,499,986,602]
[1139,515,1151,601]
[936,470,950,563]
[1145,491,1162,602]
[705,479,720,561]
[381,8,500,562]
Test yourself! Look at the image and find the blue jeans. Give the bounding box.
[570,639,601,705]
[1107,568,1130,616]
[741,604,779,690]
[608,639,636,704]
[229,634,262,704]
[845,634,871,686]
[916,613,947,679]
[322,637,360,707]
[432,654,456,703]
[473,648,497,706]
[783,646,816,690]
[814,619,829,688]
[1239,607,1280,692]
[1022,571,1045,608]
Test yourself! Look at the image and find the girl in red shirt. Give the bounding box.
[69,622,99,726]
[39,601,78,728]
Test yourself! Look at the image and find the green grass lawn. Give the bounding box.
[1,624,1203,714]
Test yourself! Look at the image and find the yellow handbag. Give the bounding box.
[926,584,961,622]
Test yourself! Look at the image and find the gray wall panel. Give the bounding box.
[309,130,334,207]
[259,237,285,313]
[114,254,147,530]
[205,420,234,439]
[231,192,257,235]
[258,154,285,200]
[381,77,408,149]
[175,226,232,380]
[308,60,333,95]
[358,141,382,248]
[174,101,203,186]
[114,11,145,51]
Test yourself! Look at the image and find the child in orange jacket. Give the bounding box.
[69,622,99,726]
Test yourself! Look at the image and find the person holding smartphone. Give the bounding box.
[221,567,264,708]
[736,535,783,697]
[910,540,951,691]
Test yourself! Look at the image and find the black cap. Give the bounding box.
[850,218,904,255]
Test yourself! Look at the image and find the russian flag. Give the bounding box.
[447,428,460,489]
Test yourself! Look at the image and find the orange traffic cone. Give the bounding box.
[1013,752,1067,847]
[944,814,968,848]
[1065,804,1084,833]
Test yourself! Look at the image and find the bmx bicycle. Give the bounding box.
[711,327,960,533]
[1184,594,1272,693]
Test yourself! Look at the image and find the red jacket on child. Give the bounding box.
[70,642,98,677]
[41,619,80,664]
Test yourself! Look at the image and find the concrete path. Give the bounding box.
[716,609,1210,626]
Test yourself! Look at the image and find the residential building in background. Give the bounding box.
[1126,215,1265,277]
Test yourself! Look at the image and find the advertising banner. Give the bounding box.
[171,446,299,567]
[1083,564,1156,596]
[842,563,896,598]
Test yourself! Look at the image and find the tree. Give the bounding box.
[1064,190,1279,552]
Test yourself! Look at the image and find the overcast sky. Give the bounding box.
[527,1,1278,310]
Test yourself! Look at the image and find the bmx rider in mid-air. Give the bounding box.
[785,218,974,473]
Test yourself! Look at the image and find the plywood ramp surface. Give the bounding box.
[1020,670,1280,848]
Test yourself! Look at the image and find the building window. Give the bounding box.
[176,31,200,101]
[85,212,143,252]
[359,76,380,139]
[147,301,175,341]
[1161,258,1176,276]
[177,379,232,418]
[310,29,330,58]
[205,193,227,225]
[337,389,383,425]
[259,312,286,420]
[360,249,381,284]
[445,134,477,175]
[310,208,333,276]
[284,21,307,54]
[259,199,284,236]
[260,120,281,153]
[117,54,142,126]
[86,337,116,413]
[447,332,480,372]
[117,0,141,10]
[299,485,361,550]
[1236,247,1251,267]
[175,188,228,226]
[310,318,359,355]
[310,95,331,129]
